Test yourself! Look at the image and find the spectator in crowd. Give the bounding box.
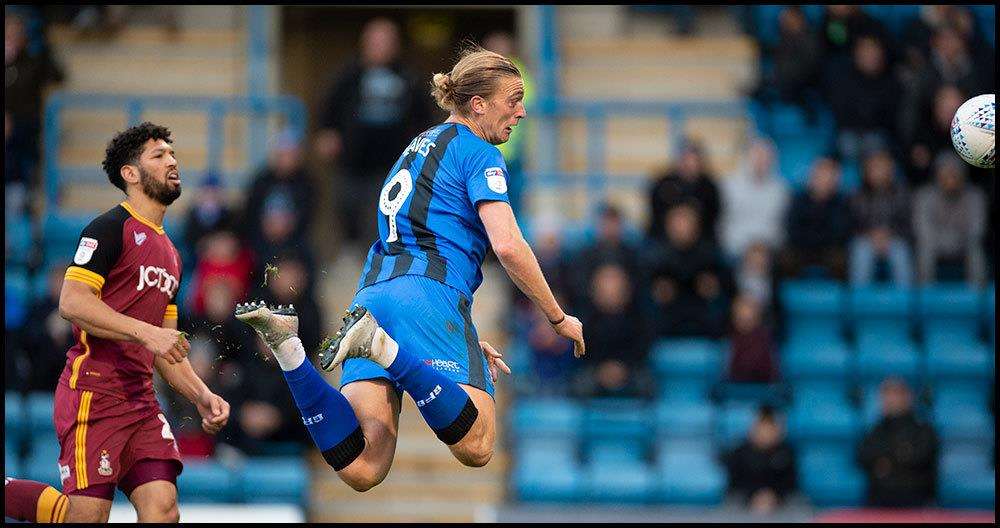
[643,202,731,338]
[484,30,532,219]
[723,406,797,515]
[726,294,779,383]
[573,263,653,399]
[648,139,720,243]
[569,203,640,309]
[189,229,254,321]
[315,17,433,249]
[904,84,966,187]
[183,172,237,259]
[750,6,822,120]
[826,35,901,161]
[735,242,782,328]
[913,151,987,285]
[4,10,63,210]
[243,128,315,253]
[20,263,75,391]
[720,138,790,259]
[519,293,576,396]
[522,213,570,306]
[858,378,939,508]
[249,251,323,354]
[848,149,913,286]
[818,5,891,69]
[249,187,319,291]
[782,157,852,279]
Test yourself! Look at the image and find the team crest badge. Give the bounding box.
[134,231,147,246]
[74,237,99,265]
[97,450,114,477]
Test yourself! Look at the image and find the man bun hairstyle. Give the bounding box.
[430,43,520,115]
[102,121,173,193]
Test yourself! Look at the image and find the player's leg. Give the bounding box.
[4,477,75,523]
[447,385,496,467]
[236,303,366,473]
[336,379,402,491]
[126,479,179,523]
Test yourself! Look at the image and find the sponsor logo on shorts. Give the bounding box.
[303,413,324,425]
[416,385,443,407]
[97,450,114,477]
[59,465,71,484]
[423,359,461,373]
[74,237,99,265]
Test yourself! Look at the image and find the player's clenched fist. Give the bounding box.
[552,315,586,358]
[142,326,189,364]
[196,392,230,435]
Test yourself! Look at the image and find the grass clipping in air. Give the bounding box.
[263,263,280,287]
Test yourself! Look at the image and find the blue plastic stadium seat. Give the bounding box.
[25,438,62,486]
[938,447,996,509]
[917,285,983,333]
[512,458,583,503]
[712,382,786,406]
[5,216,33,267]
[585,443,645,466]
[239,457,308,504]
[582,399,650,455]
[790,380,851,407]
[43,214,93,262]
[776,137,831,189]
[654,400,714,438]
[509,399,583,440]
[782,340,851,381]
[798,446,866,507]
[6,269,29,330]
[27,392,56,436]
[715,403,758,449]
[176,459,239,503]
[658,379,712,402]
[925,341,992,384]
[787,400,860,445]
[924,324,981,348]
[583,459,654,503]
[6,392,24,437]
[934,382,989,407]
[932,401,994,445]
[650,339,722,381]
[984,285,995,345]
[515,437,578,466]
[782,280,844,316]
[849,286,913,341]
[6,440,21,478]
[657,446,726,505]
[856,339,920,389]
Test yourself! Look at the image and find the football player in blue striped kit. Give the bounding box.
[236,45,585,491]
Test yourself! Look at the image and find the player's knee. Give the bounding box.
[137,497,179,523]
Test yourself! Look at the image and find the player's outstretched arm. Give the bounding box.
[478,201,585,357]
[154,318,230,434]
[59,279,189,363]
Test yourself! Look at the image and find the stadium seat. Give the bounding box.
[715,403,758,449]
[176,459,240,503]
[6,269,29,330]
[512,458,583,503]
[509,399,583,440]
[582,399,650,455]
[585,443,645,466]
[25,437,62,487]
[938,447,996,509]
[6,392,24,438]
[848,286,913,343]
[658,379,713,403]
[798,446,866,507]
[27,392,56,436]
[650,339,723,381]
[984,284,995,345]
[776,136,831,189]
[917,284,983,336]
[5,216,34,267]
[42,214,93,265]
[781,280,845,341]
[932,400,994,445]
[925,341,992,384]
[654,400,714,438]
[583,459,654,503]
[239,457,309,504]
[657,445,726,505]
[712,382,786,407]
[5,436,21,479]
[855,339,920,390]
[790,380,852,407]
[782,340,851,381]
[786,400,861,445]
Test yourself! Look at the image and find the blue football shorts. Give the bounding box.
[339,274,495,398]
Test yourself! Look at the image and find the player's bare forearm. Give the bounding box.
[59,279,155,343]
[478,201,564,322]
[154,318,210,403]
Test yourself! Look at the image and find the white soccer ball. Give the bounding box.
[950,93,995,169]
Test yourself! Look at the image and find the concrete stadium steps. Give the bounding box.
[559,37,756,100]
[309,395,507,523]
[49,26,246,96]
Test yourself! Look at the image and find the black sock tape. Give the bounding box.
[434,398,479,445]
[322,426,366,471]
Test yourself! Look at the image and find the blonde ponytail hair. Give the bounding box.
[431,45,521,115]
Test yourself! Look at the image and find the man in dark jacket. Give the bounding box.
[782,157,852,279]
[314,17,434,249]
[857,378,940,508]
[723,406,798,514]
[648,139,721,243]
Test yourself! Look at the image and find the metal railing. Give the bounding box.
[42,92,307,209]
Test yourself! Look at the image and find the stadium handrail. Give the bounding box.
[42,92,307,212]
